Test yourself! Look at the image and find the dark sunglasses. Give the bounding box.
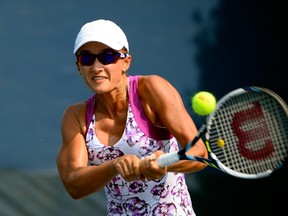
[77,51,127,66]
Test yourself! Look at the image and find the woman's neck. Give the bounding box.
[95,77,129,118]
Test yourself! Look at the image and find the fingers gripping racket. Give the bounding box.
[157,87,288,179]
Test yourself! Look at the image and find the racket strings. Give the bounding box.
[208,91,288,176]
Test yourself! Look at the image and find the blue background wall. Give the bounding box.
[0,0,287,215]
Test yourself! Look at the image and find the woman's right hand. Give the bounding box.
[114,155,143,182]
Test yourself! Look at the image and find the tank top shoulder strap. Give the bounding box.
[85,94,96,134]
[128,75,172,140]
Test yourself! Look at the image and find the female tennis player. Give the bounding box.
[56,19,208,216]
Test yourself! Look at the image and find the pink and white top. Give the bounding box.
[85,75,195,216]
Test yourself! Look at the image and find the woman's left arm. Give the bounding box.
[138,75,208,175]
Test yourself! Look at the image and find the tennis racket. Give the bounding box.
[157,86,288,179]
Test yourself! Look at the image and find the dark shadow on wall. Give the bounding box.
[194,0,287,101]
[189,1,288,216]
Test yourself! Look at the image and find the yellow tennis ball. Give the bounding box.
[192,91,216,115]
[217,139,225,148]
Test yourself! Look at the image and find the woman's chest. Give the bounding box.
[94,115,127,146]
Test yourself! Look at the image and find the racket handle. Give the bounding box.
[156,152,180,167]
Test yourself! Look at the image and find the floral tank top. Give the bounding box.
[85,75,195,216]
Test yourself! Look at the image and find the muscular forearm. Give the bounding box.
[60,161,118,199]
[167,160,207,173]
[166,144,208,173]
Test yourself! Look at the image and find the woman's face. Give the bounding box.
[76,41,131,95]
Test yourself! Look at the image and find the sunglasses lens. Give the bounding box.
[78,53,95,66]
[97,53,118,65]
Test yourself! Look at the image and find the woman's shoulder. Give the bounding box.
[65,101,86,111]
[138,74,166,82]
[138,75,176,100]
[138,75,170,91]
[62,101,86,120]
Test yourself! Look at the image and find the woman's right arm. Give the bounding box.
[56,103,119,199]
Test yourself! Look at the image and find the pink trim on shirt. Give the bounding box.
[129,75,172,140]
[85,94,96,130]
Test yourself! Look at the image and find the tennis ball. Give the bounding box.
[192,91,216,115]
[217,139,225,148]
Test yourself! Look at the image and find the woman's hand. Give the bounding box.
[140,150,167,181]
[114,155,142,182]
